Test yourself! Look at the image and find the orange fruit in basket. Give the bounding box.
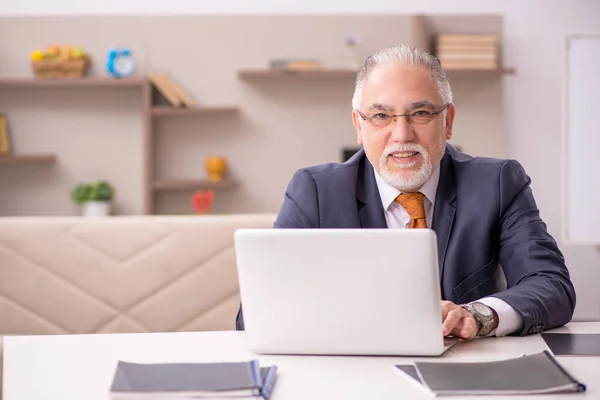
[46,44,60,57]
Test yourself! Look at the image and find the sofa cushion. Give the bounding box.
[0,214,275,336]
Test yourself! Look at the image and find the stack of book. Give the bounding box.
[269,59,322,71]
[435,33,499,71]
[109,359,278,399]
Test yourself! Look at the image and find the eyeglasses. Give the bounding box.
[356,103,450,129]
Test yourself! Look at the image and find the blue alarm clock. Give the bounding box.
[106,48,135,78]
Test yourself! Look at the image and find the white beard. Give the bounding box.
[378,143,435,192]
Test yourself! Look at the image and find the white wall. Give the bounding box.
[2,0,600,321]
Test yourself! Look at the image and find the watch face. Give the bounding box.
[473,302,492,317]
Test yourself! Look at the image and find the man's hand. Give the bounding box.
[441,300,481,340]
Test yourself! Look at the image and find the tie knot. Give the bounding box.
[395,192,426,221]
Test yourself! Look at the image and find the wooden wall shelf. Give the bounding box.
[0,154,57,164]
[238,69,358,81]
[152,179,237,191]
[151,106,239,116]
[238,67,515,81]
[445,68,515,77]
[0,77,146,88]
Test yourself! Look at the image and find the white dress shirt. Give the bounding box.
[373,167,522,337]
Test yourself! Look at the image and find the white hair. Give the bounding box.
[351,44,453,110]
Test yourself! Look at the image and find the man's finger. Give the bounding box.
[442,308,466,336]
[459,316,479,340]
[440,300,454,320]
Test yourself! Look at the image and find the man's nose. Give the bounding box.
[389,116,414,142]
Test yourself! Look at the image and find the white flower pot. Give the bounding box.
[82,201,111,217]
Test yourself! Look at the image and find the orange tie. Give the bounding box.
[395,192,427,229]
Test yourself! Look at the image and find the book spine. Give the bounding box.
[0,115,10,155]
[250,359,263,394]
[260,365,279,400]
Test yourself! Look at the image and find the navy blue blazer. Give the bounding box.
[236,144,576,336]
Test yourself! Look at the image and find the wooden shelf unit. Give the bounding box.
[151,106,239,116]
[0,154,57,164]
[146,84,240,213]
[0,14,514,217]
[0,77,239,215]
[152,179,237,192]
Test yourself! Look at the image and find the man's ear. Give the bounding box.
[352,110,364,145]
[445,104,455,140]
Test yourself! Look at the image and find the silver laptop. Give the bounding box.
[234,228,457,356]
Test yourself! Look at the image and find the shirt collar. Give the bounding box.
[373,163,441,211]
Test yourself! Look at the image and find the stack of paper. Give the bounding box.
[396,350,586,397]
[435,34,499,71]
[109,359,278,399]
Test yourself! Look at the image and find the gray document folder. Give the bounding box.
[396,350,586,396]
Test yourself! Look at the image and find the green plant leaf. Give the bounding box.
[70,184,91,205]
[70,181,114,204]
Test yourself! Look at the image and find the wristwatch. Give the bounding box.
[460,302,497,337]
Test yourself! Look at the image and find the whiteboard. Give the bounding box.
[564,34,600,245]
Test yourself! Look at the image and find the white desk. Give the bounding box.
[4,322,600,400]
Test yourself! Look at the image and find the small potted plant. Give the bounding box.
[70,181,115,217]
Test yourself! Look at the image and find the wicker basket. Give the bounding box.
[32,57,90,79]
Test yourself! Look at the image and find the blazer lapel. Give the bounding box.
[356,152,387,229]
[432,149,457,290]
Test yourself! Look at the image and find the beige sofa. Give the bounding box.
[0,214,276,391]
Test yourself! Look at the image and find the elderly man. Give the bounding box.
[236,44,575,339]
